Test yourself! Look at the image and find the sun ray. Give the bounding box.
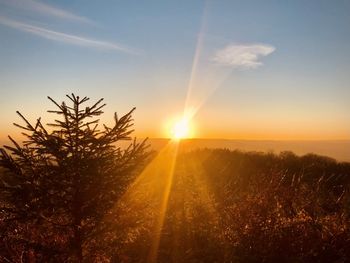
[147,141,179,262]
[105,140,180,262]
[182,1,239,122]
[183,1,209,120]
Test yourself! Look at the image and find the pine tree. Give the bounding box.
[0,94,149,262]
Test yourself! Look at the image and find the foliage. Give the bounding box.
[160,149,350,262]
[112,149,350,262]
[0,94,149,262]
[1,95,349,262]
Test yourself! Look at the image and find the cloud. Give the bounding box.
[0,0,92,24]
[212,44,275,69]
[0,16,136,54]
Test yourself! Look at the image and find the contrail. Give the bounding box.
[0,16,138,54]
[0,0,93,24]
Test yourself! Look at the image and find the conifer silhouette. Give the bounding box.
[0,94,149,261]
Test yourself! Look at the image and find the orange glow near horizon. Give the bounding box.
[172,118,190,139]
[163,111,196,140]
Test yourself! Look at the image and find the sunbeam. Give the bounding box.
[182,0,235,123]
[107,140,180,262]
[183,1,208,121]
[147,141,179,263]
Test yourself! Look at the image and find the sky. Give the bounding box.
[0,0,349,140]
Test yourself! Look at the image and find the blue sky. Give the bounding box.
[0,0,349,139]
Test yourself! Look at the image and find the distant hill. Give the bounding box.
[2,137,349,162]
[146,138,350,162]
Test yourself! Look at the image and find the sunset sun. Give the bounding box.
[171,118,191,139]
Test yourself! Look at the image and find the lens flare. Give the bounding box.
[171,118,190,139]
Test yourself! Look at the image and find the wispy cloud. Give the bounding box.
[0,0,92,24]
[0,16,136,54]
[212,44,275,69]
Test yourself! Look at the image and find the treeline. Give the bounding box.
[0,94,349,262]
[1,147,350,262]
[158,149,350,262]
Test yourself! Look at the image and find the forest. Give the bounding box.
[0,95,349,262]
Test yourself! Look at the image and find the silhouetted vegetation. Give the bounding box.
[163,149,350,263]
[0,94,149,262]
[108,148,350,263]
[1,96,350,262]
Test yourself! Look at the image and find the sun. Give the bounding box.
[171,118,190,139]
